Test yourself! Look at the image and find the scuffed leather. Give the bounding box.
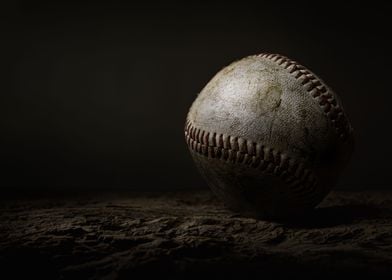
[186,54,354,219]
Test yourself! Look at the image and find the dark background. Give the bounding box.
[2,1,391,191]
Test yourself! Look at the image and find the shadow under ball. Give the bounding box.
[185,53,354,220]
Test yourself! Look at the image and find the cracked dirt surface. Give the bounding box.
[1,190,392,279]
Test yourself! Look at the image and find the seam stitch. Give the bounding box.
[257,53,352,141]
[185,120,318,197]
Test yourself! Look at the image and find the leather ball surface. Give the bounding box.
[185,54,354,219]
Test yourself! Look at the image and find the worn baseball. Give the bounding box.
[185,53,354,219]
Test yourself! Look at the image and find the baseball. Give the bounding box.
[185,53,354,219]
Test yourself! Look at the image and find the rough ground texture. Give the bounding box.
[1,190,392,279]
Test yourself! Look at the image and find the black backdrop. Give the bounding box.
[2,2,391,191]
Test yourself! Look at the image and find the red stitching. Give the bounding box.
[184,121,318,200]
[258,53,352,141]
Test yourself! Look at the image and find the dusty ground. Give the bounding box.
[1,190,392,279]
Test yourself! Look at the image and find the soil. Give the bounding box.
[1,190,392,279]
